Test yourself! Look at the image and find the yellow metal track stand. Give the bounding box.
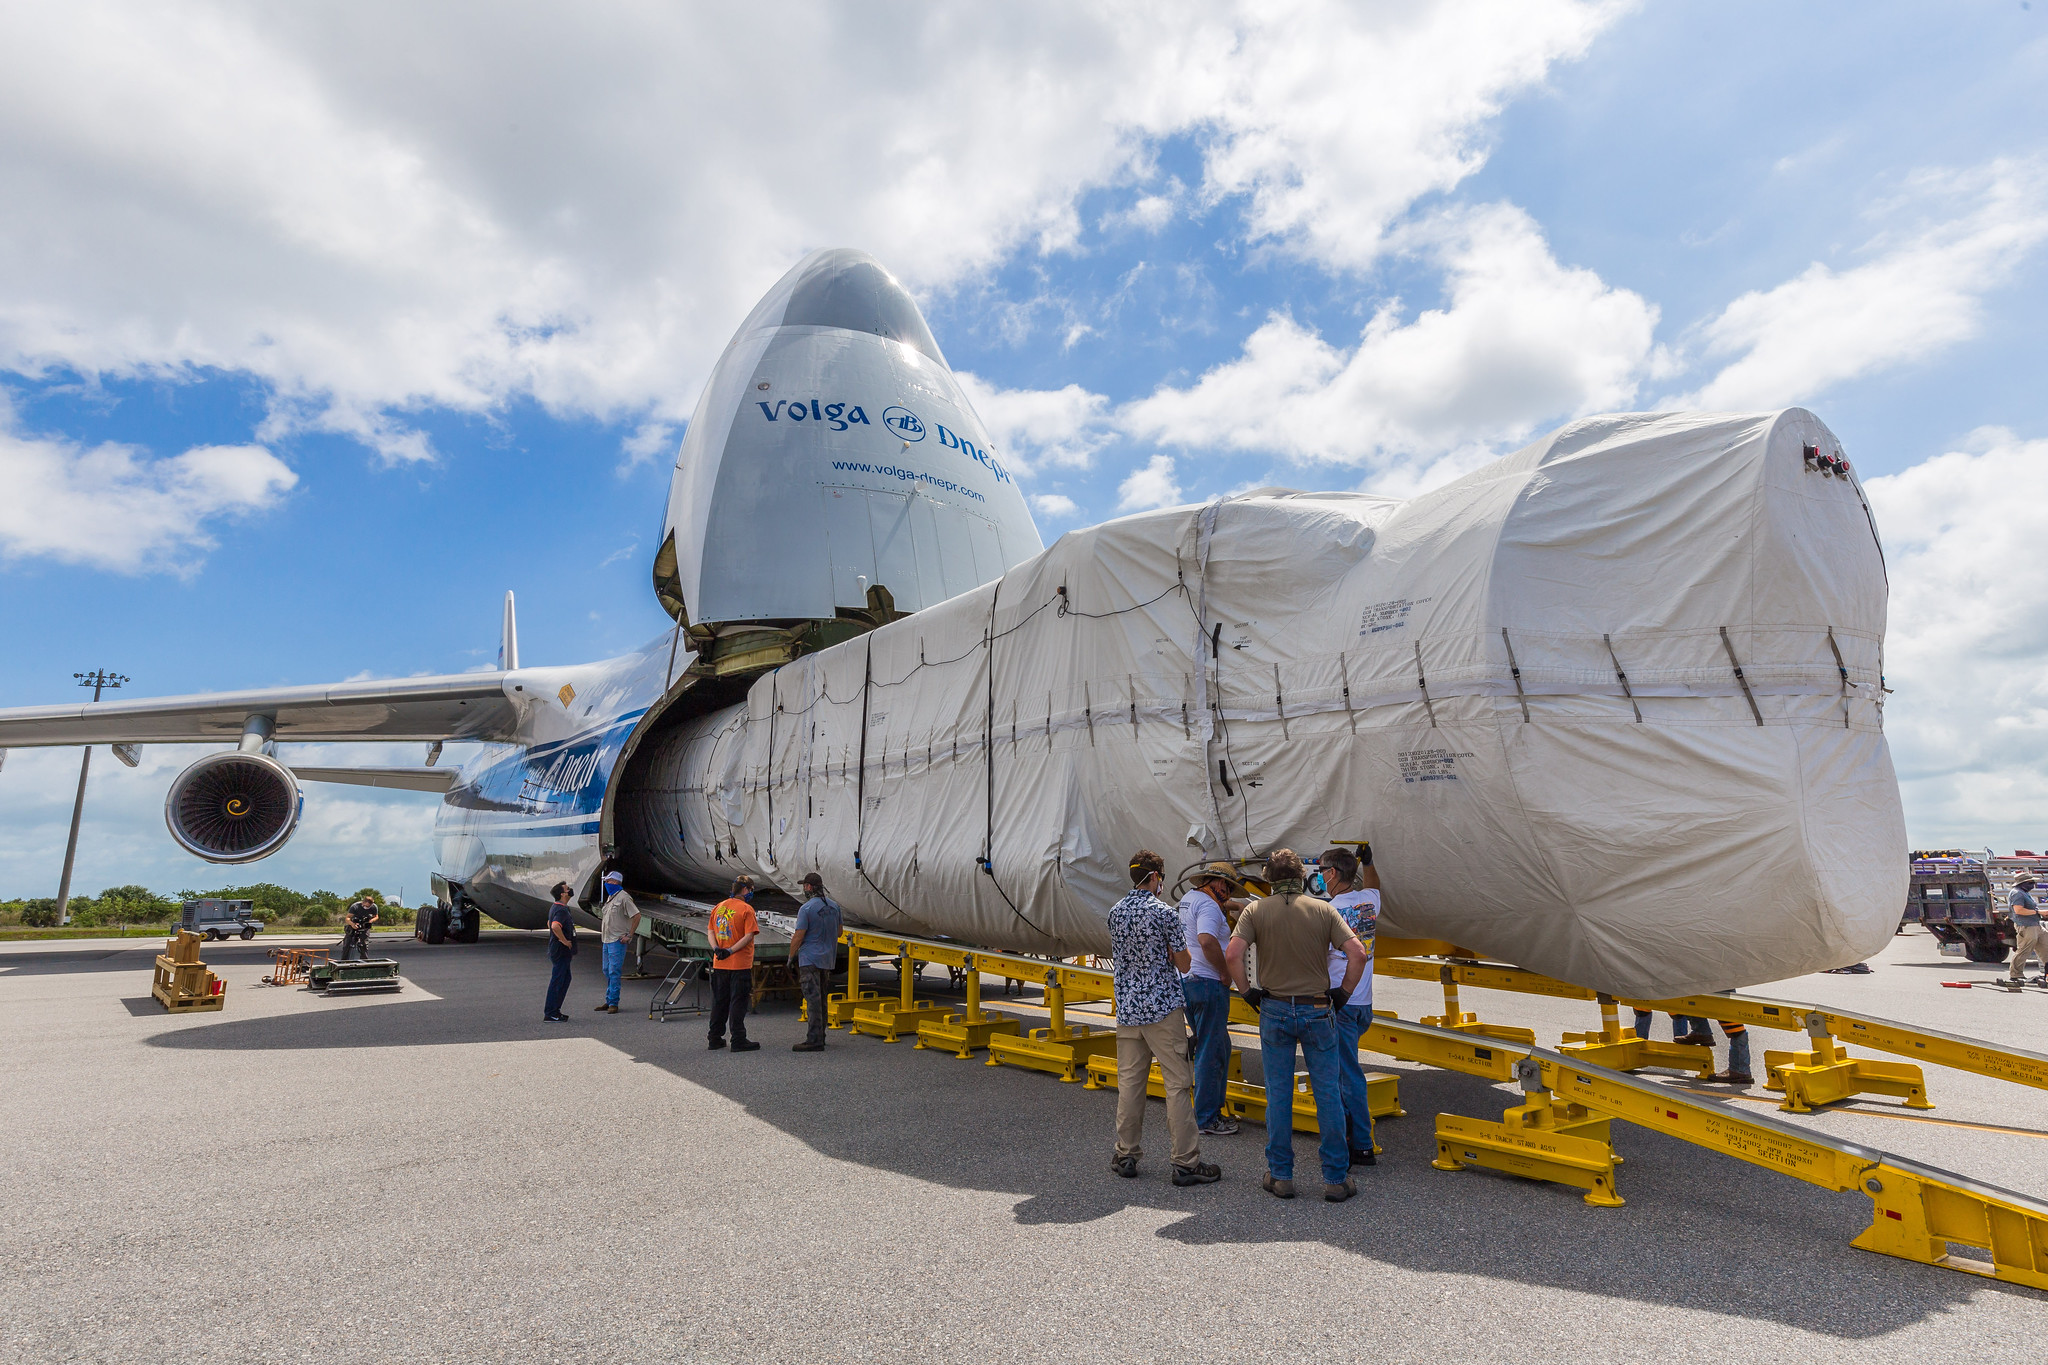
[1557,992,1714,1077]
[1765,1011,1934,1113]
[1228,1070,1403,1137]
[916,952,1024,1057]
[1433,1058,1625,1207]
[1417,965,1537,1044]
[822,943,885,1028]
[847,941,954,1043]
[986,969,1118,1081]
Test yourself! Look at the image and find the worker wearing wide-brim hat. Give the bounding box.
[2010,876,2045,984]
[1178,861,1250,1137]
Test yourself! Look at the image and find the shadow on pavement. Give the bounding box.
[135,934,2017,1335]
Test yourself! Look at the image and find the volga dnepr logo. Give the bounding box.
[761,398,1011,484]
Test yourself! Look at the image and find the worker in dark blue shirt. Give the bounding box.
[543,881,577,1022]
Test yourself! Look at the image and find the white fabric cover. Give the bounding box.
[654,409,1906,997]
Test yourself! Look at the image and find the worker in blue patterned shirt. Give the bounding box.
[1108,850,1221,1187]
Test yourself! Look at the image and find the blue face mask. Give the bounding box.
[1310,872,1327,896]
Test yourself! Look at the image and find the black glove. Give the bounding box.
[1242,987,1268,1010]
[713,947,731,961]
[1328,984,1351,1011]
[1357,841,1372,867]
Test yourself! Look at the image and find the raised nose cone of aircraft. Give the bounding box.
[655,249,1042,632]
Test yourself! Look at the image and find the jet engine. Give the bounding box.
[164,751,303,863]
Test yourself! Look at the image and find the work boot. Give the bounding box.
[731,1039,761,1052]
[1349,1148,1377,1168]
[707,1037,726,1050]
[606,1004,619,1013]
[1171,1161,1221,1186]
[1706,1070,1753,1085]
[1324,1178,1359,1203]
[594,1002,610,1011]
[792,1041,825,1052]
[1261,1174,1295,1200]
[1111,1153,1139,1179]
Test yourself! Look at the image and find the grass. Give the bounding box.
[0,917,528,943]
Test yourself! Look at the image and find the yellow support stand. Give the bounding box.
[986,973,1118,1081]
[1556,992,1714,1077]
[1084,1048,1245,1099]
[1227,1070,1403,1136]
[847,942,954,1043]
[916,953,1024,1057]
[1432,1058,1624,1207]
[1765,1012,1934,1113]
[820,945,884,1028]
[1417,966,1537,1045]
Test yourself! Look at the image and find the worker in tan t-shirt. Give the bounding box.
[1226,848,1368,1204]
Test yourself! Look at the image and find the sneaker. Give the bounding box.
[1197,1118,1240,1136]
[1171,1161,1221,1186]
[1111,1154,1139,1179]
[1676,1035,1713,1048]
[707,1038,727,1050]
[792,1041,825,1052]
[1349,1149,1377,1168]
[543,1015,568,1023]
[1261,1174,1296,1200]
[1706,1070,1753,1085]
[1324,1178,1359,1202]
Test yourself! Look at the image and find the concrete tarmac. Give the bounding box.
[5,925,2048,1363]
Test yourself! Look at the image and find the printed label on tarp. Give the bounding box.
[1400,749,1472,783]
[1360,597,1432,635]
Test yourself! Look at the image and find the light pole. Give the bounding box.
[55,670,126,926]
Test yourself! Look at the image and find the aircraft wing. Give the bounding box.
[288,766,462,792]
[0,673,516,747]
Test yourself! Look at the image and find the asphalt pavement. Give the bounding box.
[5,925,2048,1363]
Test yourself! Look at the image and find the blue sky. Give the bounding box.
[3,1,2047,898]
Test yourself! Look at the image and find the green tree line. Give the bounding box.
[1,884,425,929]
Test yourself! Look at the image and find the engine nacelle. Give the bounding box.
[164,751,302,863]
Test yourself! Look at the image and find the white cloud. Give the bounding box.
[617,420,678,476]
[1866,429,2048,848]
[0,396,296,572]
[1029,493,1079,519]
[0,1,1624,458]
[1118,204,1657,476]
[1116,454,1182,512]
[1682,160,2048,411]
[956,372,1110,474]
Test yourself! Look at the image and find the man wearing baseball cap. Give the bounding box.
[595,871,641,1014]
[2011,874,2044,984]
[1178,861,1248,1136]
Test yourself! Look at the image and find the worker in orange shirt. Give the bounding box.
[708,875,760,1053]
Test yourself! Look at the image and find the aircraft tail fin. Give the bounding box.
[499,591,520,671]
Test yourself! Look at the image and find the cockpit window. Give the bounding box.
[781,256,946,366]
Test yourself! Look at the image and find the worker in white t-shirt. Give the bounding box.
[1177,862,1248,1137]
[1319,845,1381,1168]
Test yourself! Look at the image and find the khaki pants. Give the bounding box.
[1114,1008,1200,1169]
[2013,923,2047,979]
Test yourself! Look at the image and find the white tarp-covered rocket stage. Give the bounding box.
[619,406,1906,998]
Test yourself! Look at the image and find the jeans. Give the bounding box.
[1115,1009,1200,1169]
[709,966,751,1044]
[799,965,830,1046]
[1720,1022,1752,1075]
[602,939,628,1007]
[1258,999,1349,1185]
[544,954,572,1018]
[1180,976,1233,1127]
[1333,1002,1376,1156]
[340,927,370,961]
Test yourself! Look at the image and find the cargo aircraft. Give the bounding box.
[0,249,1905,996]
